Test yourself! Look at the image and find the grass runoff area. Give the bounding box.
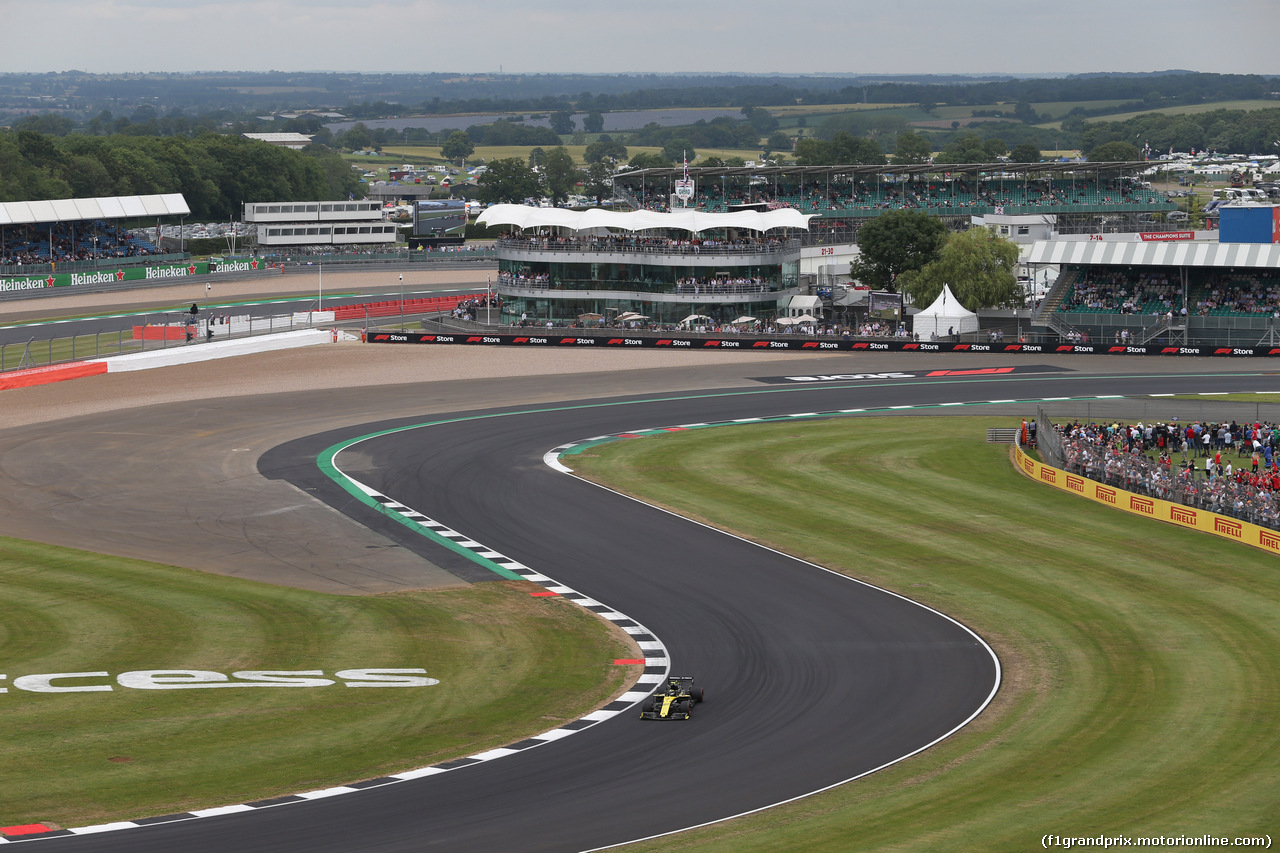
[0,537,633,829]
[571,416,1278,852]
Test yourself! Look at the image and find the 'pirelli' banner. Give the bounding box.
[365,331,1280,358]
[1014,445,1280,556]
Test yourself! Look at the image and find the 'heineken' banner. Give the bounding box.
[0,258,264,293]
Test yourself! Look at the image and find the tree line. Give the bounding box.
[0,130,362,220]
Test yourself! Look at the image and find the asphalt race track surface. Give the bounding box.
[10,349,1278,852]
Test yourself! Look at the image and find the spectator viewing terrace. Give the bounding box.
[1048,418,1280,532]
[615,162,1175,221]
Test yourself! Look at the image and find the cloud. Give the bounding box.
[0,0,1276,74]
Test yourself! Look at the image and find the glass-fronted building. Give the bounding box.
[477,206,810,325]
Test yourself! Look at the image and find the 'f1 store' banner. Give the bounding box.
[365,331,1280,358]
[1014,445,1280,556]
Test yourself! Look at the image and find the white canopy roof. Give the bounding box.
[476,204,813,234]
[0,193,191,226]
[1027,239,1280,269]
[913,284,980,335]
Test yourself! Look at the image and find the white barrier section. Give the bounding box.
[292,311,336,324]
[103,329,333,373]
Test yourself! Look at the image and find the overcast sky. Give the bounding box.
[3,0,1277,77]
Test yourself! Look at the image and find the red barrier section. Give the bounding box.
[0,361,108,391]
[329,293,484,321]
[132,325,189,340]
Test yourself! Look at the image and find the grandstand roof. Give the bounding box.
[614,161,1154,181]
[476,204,813,233]
[0,193,191,226]
[1028,239,1280,269]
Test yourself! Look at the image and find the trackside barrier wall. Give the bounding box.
[364,330,1280,358]
[1013,444,1280,556]
[330,294,482,321]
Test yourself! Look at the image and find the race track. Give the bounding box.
[15,356,1274,852]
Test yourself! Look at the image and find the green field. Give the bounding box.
[0,538,633,828]
[571,416,1279,851]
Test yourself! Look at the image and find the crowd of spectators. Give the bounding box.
[1052,418,1280,529]
[495,234,788,255]
[1060,269,1280,318]
[1191,271,1280,316]
[1,221,161,267]
[1062,270,1183,315]
[629,177,1166,216]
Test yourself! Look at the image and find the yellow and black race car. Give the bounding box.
[639,676,705,720]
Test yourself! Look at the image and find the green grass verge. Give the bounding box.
[0,537,634,829]
[0,332,141,370]
[571,416,1279,851]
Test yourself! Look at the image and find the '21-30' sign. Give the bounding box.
[1,669,437,693]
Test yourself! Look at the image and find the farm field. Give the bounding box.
[1036,99,1280,129]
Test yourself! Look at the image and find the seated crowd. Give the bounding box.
[1061,270,1182,315]
[1053,418,1280,530]
[630,177,1167,216]
[1,221,161,267]
[1061,269,1280,317]
[496,233,787,254]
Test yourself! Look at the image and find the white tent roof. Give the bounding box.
[1026,239,1280,269]
[913,284,979,335]
[476,204,813,234]
[916,284,977,319]
[0,193,191,226]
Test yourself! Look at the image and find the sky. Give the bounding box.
[2,0,1277,77]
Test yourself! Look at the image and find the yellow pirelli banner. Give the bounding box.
[1014,445,1280,556]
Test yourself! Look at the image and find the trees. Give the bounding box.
[1009,141,1041,163]
[892,130,932,165]
[583,161,613,205]
[740,106,778,135]
[441,130,474,165]
[477,158,542,204]
[896,227,1021,310]
[794,132,885,166]
[584,135,627,164]
[935,132,1008,164]
[340,122,373,152]
[848,210,949,292]
[1087,140,1141,162]
[542,147,579,203]
[765,132,792,152]
[549,111,575,135]
[583,112,605,134]
[661,138,695,165]
[628,152,669,170]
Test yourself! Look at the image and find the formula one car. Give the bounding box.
[639,676,704,720]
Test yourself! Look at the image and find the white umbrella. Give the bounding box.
[680,314,712,324]
[792,313,819,323]
[731,316,757,324]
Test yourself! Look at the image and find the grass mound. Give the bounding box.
[0,538,633,828]
[572,416,1279,851]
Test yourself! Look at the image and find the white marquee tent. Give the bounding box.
[475,204,813,234]
[912,284,979,337]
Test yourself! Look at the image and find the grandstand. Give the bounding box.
[0,194,189,273]
[1028,239,1280,347]
[613,162,1174,240]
